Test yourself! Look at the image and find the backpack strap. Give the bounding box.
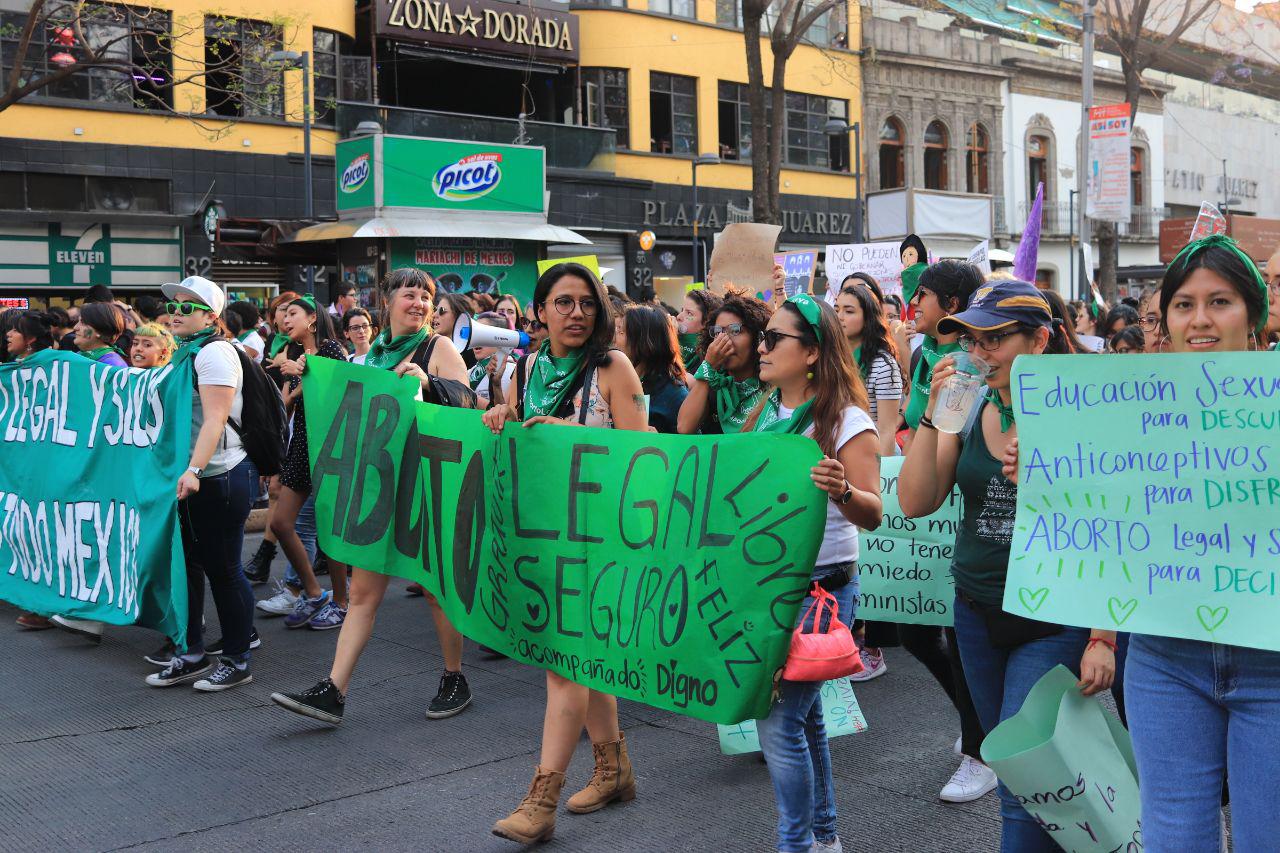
[514,353,531,420]
[577,363,597,426]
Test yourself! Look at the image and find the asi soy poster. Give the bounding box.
[1007,353,1280,651]
[304,358,828,724]
[0,350,192,644]
[717,678,867,755]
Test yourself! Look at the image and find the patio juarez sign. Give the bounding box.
[1006,353,1280,652]
[375,0,578,62]
[0,350,192,645]
[304,358,827,724]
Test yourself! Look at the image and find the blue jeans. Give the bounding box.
[756,565,858,853]
[180,459,255,661]
[1125,634,1280,852]
[951,595,1089,853]
[283,494,317,589]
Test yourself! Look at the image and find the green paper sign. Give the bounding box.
[981,666,1141,851]
[537,255,600,278]
[1007,353,1280,651]
[0,350,191,644]
[855,456,957,625]
[303,358,828,724]
[716,677,867,755]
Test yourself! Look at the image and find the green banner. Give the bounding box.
[304,358,827,724]
[855,456,957,625]
[1007,353,1280,651]
[0,350,191,644]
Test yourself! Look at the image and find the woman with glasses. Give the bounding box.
[745,293,883,853]
[468,311,518,410]
[73,303,128,366]
[522,301,550,350]
[342,307,376,365]
[899,280,1116,852]
[676,288,723,375]
[1108,324,1145,353]
[834,278,901,457]
[677,290,772,434]
[480,262,647,845]
[615,302,689,433]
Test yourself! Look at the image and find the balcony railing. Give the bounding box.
[335,102,617,174]
[1013,200,1169,240]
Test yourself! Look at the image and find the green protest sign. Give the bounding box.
[855,456,957,626]
[716,678,867,755]
[981,666,1141,851]
[303,358,827,724]
[1008,353,1280,651]
[0,350,191,644]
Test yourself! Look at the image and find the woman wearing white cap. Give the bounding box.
[145,275,258,693]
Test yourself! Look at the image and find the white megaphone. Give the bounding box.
[452,313,531,353]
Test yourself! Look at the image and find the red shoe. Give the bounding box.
[16,612,53,630]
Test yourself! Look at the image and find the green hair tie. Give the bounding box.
[785,292,823,342]
[1170,234,1269,334]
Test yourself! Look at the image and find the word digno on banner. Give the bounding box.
[303,358,828,724]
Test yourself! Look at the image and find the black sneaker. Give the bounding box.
[426,671,472,719]
[144,639,177,667]
[193,658,254,692]
[145,656,213,687]
[271,678,346,725]
[207,629,262,657]
[243,540,277,585]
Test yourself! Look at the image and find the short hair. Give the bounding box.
[133,322,177,364]
[79,302,125,342]
[85,283,114,304]
[228,300,261,330]
[917,260,984,313]
[134,294,164,321]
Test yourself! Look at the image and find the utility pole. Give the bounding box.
[1077,0,1095,301]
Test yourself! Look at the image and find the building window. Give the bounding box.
[581,68,629,149]
[1027,131,1052,200]
[879,116,905,189]
[965,122,989,195]
[716,0,846,45]
[786,92,846,170]
[1130,146,1145,206]
[312,29,339,127]
[573,0,626,5]
[4,171,169,212]
[204,16,283,118]
[923,120,948,190]
[648,0,696,19]
[650,72,697,155]
[718,81,755,161]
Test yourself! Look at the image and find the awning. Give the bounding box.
[289,216,591,245]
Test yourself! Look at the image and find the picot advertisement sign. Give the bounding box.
[375,0,578,63]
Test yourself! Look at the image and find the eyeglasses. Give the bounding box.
[166,300,211,316]
[760,329,805,352]
[519,318,547,333]
[346,323,372,333]
[710,323,746,338]
[1137,314,1160,331]
[1268,279,1280,296]
[957,329,1022,352]
[549,296,599,316]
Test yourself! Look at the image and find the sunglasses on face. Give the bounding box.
[519,318,547,332]
[166,300,211,315]
[710,323,746,338]
[760,329,804,352]
[549,296,600,317]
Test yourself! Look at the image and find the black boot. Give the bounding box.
[244,540,277,585]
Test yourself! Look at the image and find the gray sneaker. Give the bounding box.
[284,590,332,629]
[257,580,300,616]
[308,600,347,631]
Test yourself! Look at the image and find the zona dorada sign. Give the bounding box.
[375,0,578,63]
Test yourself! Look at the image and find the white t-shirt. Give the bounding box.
[192,340,246,476]
[352,352,368,366]
[475,358,516,403]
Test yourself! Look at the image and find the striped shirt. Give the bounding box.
[864,351,903,423]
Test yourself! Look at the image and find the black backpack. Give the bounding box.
[195,335,287,476]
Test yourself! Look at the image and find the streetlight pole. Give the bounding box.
[1068,189,1077,300]
[824,119,863,242]
[690,154,720,282]
[1077,0,1095,300]
[270,49,314,293]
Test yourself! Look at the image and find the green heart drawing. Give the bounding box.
[1019,587,1049,613]
[1196,605,1229,633]
[1107,597,1138,627]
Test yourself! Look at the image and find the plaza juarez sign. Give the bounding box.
[376,0,579,62]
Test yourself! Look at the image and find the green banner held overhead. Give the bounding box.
[1007,353,1280,651]
[0,350,192,644]
[304,358,827,724]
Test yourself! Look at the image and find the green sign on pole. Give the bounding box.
[336,134,377,213]
[303,358,827,724]
[1007,353,1280,651]
[0,350,192,645]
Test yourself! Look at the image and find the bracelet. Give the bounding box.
[1087,637,1118,653]
[918,414,936,430]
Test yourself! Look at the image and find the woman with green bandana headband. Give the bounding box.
[676,288,723,375]
[741,292,883,853]
[271,267,477,729]
[73,303,128,367]
[903,260,984,434]
[481,261,647,846]
[677,290,770,434]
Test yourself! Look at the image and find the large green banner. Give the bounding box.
[0,350,191,644]
[304,358,827,724]
[1007,353,1280,651]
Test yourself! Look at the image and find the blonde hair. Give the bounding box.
[133,322,177,366]
[985,269,1017,281]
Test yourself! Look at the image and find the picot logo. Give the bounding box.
[432,152,503,201]
[341,153,371,194]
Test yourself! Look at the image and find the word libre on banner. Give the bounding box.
[1007,353,1280,652]
[0,350,192,645]
[716,678,867,755]
[303,358,827,724]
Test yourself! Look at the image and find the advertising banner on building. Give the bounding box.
[389,237,538,305]
[1086,104,1132,224]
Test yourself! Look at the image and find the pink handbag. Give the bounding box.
[782,583,864,682]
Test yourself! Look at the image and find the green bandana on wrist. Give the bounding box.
[1170,234,1270,334]
[695,360,763,433]
[752,389,815,435]
[988,390,1016,433]
[524,340,586,418]
[365,327,429,370]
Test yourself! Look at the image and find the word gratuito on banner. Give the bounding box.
[303,358,828,724]
[1007,353,1280,651]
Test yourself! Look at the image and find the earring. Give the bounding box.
[309,325,317,334]
[806,370,815,380]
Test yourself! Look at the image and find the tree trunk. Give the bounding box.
[765,39,791,226]
[1092,53,1144,304]
[742,5,773,224]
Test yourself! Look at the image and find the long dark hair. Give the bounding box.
[841,272,884,305]
[286,296,340,355]
[839,282,896,377]
[623,303,684,384]
[1100,303,1139,335]
[684,288,724,364]
[700,290,773,376]
[1040,289,1094,354]
[79,302,125,344]
[1159,242,1267,336]
[14,311,55,352]
[533,262,615,358]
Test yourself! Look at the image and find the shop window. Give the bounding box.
[650,71,697,155]
[966,122,989,195]
[581,68,629,149]
[204,16,283,118]
[923,120,948,190]
[878,117,904,189]
[649,0,696,19]
[88,175,168,212]
[1130,146,1145,207]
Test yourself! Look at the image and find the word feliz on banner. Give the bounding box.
[0,350,192,644]
[303,358,828,725]
[1006,353,1280,651]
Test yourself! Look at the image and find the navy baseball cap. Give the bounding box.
[936,279,1052,335]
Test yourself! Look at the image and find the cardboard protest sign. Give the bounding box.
[304,358,828,724]
[1008,353,1280,651]
[982,666,1141,851]
[856,456,958,626]
[824,242,903,301]
[773,251,817,297]
[716,678,868,755]
[0,350,192,644]
[709,223,781,295]
[967,240,992,276]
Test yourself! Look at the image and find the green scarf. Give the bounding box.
[903,336,962,430]
[177,327,218,350]
[695,360,764,433]
[678,332,701,372]
[525,341,586,418]
[78,346,119,362]
[267,332,290,359]
[468,355,493,389]
[752,389,815,435]
[988,390,1016,433]
[852,345,865,381]
[365,327,429,371]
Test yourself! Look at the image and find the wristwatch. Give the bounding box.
[837,480,853,505]
[187,465,203,477]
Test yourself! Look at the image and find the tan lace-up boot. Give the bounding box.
[565,733,637,814]
[492,766,567,844]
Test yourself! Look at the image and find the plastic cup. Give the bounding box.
[932,352,987,434]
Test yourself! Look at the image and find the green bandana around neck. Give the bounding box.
[987,389,1016,432]
[267,332,290,358]
[468,355,493,389]
[1170,234,1270,334]
[177,326,218,349]
[752,389,815,435]
[79,346,119,362]
[694,360,764,433]
[852,345,865,380]
[903,335,962,430]
[365,327,429,371]
[678,332,701,372]
[524,340,586,418]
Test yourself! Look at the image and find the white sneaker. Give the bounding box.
[849,648,887,682]
[953,735,963,756]
[51,615,105,642]
[256,580,300,616]
[811,836,844,852]
[939,756,998,803]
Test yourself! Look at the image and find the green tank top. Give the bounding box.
[951,400,1018,605]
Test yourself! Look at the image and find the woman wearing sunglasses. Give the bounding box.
[677,290,772,434]
[479,262,646,845]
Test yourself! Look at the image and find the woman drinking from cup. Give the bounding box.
[677,290,771,434]
[676,288,723,375]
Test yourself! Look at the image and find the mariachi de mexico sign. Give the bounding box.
[376,0,578,62]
